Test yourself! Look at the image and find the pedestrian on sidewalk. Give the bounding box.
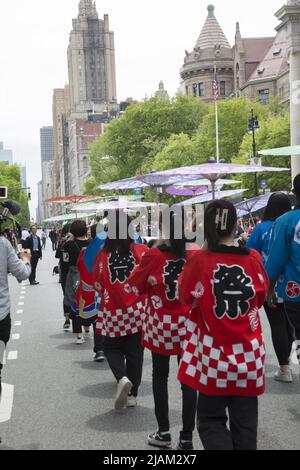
[49,228,58,251]
[24,225,42,285]
[93,211,148,411]
[64,220,90,343]
[55,224,72,331]
[41,229,47,250]
[178,200,268,451]
[266,174,300,378]
[126,207,198,451]
[247,193,294,383]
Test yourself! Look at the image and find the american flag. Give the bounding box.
[212,72,219,102]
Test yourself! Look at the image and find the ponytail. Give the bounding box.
[204,200,237,251]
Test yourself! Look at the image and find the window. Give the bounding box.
[220,81,226,96]
[198,83,204,97]
[193,84,197,97]
[259,89,270,105]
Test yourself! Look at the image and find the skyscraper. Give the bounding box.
[67,0,117,117]
[40,127,54,163]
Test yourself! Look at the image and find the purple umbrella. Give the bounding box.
[178,189,248,206]
[139,162,289,200]
[235,193,273,218]
[166,185,208,197]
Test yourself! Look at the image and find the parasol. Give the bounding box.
[234,193,273,218]
[177,189,248,206]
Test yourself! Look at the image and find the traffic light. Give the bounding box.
[28,190,31,201]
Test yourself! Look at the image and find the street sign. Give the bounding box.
[0,187,7,199]
[261,180,268,189]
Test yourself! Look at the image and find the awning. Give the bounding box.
[259,146,300,157]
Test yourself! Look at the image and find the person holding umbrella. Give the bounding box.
[247,193,294,383]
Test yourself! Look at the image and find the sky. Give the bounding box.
[0,0,285,216]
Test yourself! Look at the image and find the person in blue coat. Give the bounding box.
[247,193,293,383]
[266,175,300,379]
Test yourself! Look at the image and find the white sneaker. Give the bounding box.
[75,335,85,345]
[274,368,293,383]
[115,377,133,411]
[127,396,137,408]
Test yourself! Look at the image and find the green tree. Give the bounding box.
[237,112,291,193]
[152,133,196,171]
[0,163,30,227]
[88,95,208,189]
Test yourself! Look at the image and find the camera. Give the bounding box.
[0,199,22,254]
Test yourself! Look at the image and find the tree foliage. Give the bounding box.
[88,95,208,188]
[0,163,30,227]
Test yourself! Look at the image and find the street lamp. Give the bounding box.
[247,109,260,196]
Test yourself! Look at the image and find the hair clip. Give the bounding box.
[215,208,229,230]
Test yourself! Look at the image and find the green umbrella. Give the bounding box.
[259,146,300,157]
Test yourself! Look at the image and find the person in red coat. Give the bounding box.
[126,208,199,451]
[178,199,268,451]
[93,212,148,411]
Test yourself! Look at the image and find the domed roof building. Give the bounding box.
[180,5,234,102]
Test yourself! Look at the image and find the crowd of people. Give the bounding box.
[41,175,300,451]
[1,176,300,451]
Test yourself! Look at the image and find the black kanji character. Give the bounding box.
[109,251,136,284]
[164,259,185,301]
[213,265,255,320]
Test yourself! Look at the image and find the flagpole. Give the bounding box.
[214,64,220,164]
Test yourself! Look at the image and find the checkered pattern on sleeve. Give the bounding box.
[96,301,145,337]
[142,308,187,355]
[179,320,266,394]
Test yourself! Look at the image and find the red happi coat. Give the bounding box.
[93,243,148,338]
[126,246,198,356]
[177,246,269,397]
[72,250,97,321]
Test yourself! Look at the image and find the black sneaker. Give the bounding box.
[94,351,105,362]
[63,320,71,331]
[148,431,172,448]
[177,440,194,451]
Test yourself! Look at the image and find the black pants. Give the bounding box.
[52,241,57,251]
[152,353,197,441]
[197,393,258,451]
[104,332,144,397]
[285,301,300,365]
[29,252,40,284]
[264,302,294,366]
[60,268,70,317]
[0,315,11,400]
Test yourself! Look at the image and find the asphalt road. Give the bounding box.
[0,244,299,450]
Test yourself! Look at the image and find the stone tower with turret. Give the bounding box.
[67,0,117,118]
[180,5,234,102]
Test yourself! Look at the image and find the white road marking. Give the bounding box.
[7,351,18,361]
[14,321,22,327]
[12,334,20,340]
[0,383,14,423]
[20,296,25,300]
[2,350,7,365]
[17,310,23,314]
[18,302,24,306]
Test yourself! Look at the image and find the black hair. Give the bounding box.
[293,174,300,199]
[70,220,87,238]
[90,224,97,240]
[160,207,187,259]
[204,199,237,251]
[263,193,291,222]
[104,210,134,255]
[61,224,70,237]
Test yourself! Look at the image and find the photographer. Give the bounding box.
[0,229,31,402]
[0,199,32,407]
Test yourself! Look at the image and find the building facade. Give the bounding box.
[40,127,54,219]
[67,0,117,119]
[0,142,13,165]
[181,4,291,106]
